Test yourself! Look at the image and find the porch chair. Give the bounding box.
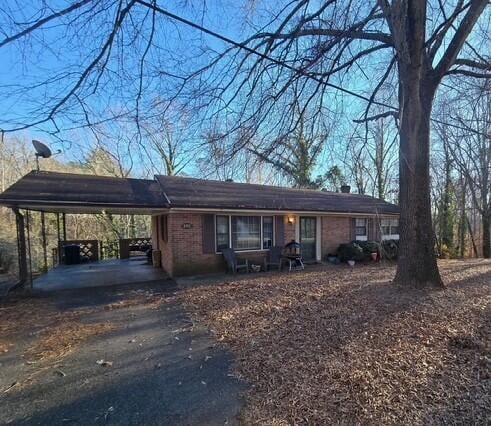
[222,248,249,274]
[264,246,283,272]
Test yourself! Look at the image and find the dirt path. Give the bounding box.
[0,281,245,425]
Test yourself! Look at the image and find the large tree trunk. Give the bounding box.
[482,213,490,258]
[394,71,444,288]
[457,176,467,257]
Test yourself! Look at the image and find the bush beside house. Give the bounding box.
[335,239,399,263]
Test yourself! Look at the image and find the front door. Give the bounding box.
[300,217,316,262]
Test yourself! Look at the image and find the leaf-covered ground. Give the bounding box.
[181,259,491,424]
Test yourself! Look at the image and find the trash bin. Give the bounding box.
[64,244,81,265]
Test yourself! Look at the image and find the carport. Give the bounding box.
[0,170,169,290]
[33,257,168,291]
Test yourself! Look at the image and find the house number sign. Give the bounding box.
[182,223,193,229]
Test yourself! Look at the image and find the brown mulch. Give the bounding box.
[181,259,491,425]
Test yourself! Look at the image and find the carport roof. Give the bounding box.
[0,170,168,213]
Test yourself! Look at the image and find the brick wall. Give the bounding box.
[283,215,296,244]
[153,212,284,277]
[321,216,351,257]
[169,212,224,276]
[153,212,356,276]
[152,215,173,275]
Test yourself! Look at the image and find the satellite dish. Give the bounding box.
[32,140,52,158]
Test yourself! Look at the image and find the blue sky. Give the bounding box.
[3,0,472,183]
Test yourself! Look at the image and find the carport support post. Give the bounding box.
[56,213,62,264]
[40,211,48,272]
[14,208,28,287]
[62,213,67,241]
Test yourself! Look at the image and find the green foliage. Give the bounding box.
[337,242,364,262]
[355,240,382,257]
[0,240,16,273]
[381,239,399,260]
[439,244,456,259]
[315,165,346,191]
[250,114,326,189]
[337,240,382,263]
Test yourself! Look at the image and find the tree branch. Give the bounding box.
[251,28,393,45]
[434,0,489,78]
[0,0,94,48]
[353,110,399,123]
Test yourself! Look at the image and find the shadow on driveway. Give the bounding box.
[1,281,246,425]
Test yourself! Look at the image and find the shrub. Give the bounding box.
[0,241,16,274]
[355,240,382,259]
[381,239,399,260]
[337,242,364,262]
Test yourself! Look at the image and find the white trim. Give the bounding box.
[295,215,300,242]
[382,234,399,240]
[355,235,368,241]
[214,214,276,253]
[228,216,232,248]
[168,207,399,217]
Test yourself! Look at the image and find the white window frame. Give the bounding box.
[215,214,275,253]
[381,218,399,240]
[355,218,368,241]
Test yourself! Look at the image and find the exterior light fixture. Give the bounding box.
[288,216,295,224]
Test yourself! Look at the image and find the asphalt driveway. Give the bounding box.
[0,281,245,425]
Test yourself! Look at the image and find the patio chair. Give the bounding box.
[264,246,283,271]
[222,248,249,274]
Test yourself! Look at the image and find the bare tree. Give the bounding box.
[346,118,398,199]
[444,80,491,258]
[249,112,330,188]
[144,119,190,176]
[0,0,489,287]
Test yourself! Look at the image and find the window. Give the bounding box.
[215,215,274,252]
[355,218,368,241]
[216,215,229,250]
[262,216,273,249]
[381,218,399,239]
[232,216,261,250]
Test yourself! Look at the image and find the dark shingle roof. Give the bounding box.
[156,175,399,215]
[0,171,399,215]
[0,171,167,209]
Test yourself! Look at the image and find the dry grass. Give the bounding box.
[181,259,491,425]
[0,287,166,391]
[0,297,58,355]
[103,289,166,311]
[25,322,114,362]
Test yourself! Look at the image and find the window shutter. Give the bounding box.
[275,216,285,247]
[202,214,215,254]
[350,218,356,241]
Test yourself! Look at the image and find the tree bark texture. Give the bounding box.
[391,0,444,288]
[482,213,490,258]
[394,76,444,288]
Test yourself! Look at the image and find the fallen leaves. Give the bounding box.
[1,287,167,393]
[181,259,491,425]
[26,322,114,362]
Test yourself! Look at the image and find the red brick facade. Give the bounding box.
[153,212,376,277]
[321,216,351,256]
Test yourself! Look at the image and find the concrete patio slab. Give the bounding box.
[34,257,169,292]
